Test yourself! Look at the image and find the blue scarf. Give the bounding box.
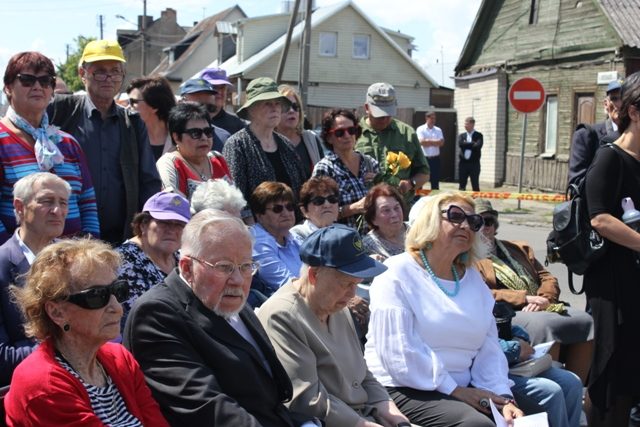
[5,106,64,171]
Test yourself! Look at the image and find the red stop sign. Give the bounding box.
[508,77,545,113]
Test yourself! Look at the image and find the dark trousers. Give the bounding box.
[387,387,494,427]
[459,160,480,191]
[426,156,440,190]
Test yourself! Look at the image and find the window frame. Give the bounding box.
[318,32,337,57]
[352,34,370,59]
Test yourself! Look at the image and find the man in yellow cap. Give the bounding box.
[48,40,161,244]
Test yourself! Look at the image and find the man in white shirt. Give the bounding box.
[416,111,444,190]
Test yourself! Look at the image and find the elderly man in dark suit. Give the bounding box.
[0,172,70,386]
[124,209,313,427]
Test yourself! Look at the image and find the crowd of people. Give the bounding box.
[0,38,635,427]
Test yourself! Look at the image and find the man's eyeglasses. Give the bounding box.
[188,256,259,278]
[67,280,129,310]
[16,73,56,89]
[265,203,295,214]
[609,95,621,102]
[91,72,124,82]
[328,126,358,138]
[441,205,484,232]
[309,195,339,206]
[183,127,214,139]
[481,215,498,228]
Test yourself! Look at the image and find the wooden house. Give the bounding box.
[454,0,640,191]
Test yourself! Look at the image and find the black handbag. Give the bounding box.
[546,144,620,294]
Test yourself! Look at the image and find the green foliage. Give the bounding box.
[56,36,96,93]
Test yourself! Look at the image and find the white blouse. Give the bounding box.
[364,252,512,396]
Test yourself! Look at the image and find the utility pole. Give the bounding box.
[276,0,301,84]
[66,44,70,62]
[141,0,147,75]
[300,0,312,110]
[98,15,104,40]
[440,45,445,86]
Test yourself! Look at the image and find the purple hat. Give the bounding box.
[199,67,233,87]
[143,192,191,223]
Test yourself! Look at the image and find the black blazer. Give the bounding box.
[567,119,615,187]
[0,234,34,386]
[457,130,484,162]
[123,269,297,427]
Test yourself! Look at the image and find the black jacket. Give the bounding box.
[457,130,483,162]
[123,270,299,427]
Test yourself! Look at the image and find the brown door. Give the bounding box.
[575,93,595,127]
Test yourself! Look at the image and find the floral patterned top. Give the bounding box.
[116,241,178,329]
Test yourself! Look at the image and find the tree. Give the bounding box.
[56,36,95,92]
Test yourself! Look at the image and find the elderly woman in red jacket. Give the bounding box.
[5,239,168,426]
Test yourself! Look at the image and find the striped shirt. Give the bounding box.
[0,122,100,243]
[56,354,142,427]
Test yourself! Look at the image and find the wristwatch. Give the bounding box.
[410,178,417,190]
[338,205,344,219]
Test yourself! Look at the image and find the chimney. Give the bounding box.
[161,8,177,24]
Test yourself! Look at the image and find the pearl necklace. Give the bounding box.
[419,249,460,297]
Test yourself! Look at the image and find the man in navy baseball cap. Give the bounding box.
[300,224,387,278]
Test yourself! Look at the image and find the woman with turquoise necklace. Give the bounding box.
[363,192,523,426]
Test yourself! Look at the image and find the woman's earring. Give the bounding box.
[425,242,433,250]
[458,252,469,263]
[63,323,70,332]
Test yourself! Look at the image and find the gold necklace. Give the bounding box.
[180,154,211,180]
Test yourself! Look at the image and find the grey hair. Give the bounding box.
[180,208,253,259]
[190,179,247,217]
[13,173,71,223]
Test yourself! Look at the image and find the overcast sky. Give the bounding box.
[1,0,482,89]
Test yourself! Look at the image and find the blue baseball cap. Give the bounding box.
[607,79,623,93]
[180,78,217,96]
[299,224,387,278]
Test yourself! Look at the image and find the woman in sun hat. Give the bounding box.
[222,77,306,210]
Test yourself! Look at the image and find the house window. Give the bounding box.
[319,32,337,57]
[544,95,558,154]
[353,34,370,59]
[529,0,540,24]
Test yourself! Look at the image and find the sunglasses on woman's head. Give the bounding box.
[328,126,358,138]
[182,127,214,139]
[441,205,484,232]
[309,194,339,206]
[67,280,129,310]
[266,203,295,214]
[16,73,56,89]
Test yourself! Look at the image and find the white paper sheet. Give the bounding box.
[490,399,549,427]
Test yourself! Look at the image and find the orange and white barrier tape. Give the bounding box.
[416,189,566,203]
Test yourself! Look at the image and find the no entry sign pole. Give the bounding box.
[508,77,545,209]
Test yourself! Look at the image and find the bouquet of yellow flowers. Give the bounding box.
[373,151,411,187]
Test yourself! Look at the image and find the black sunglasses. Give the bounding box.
[266,203,295,214]
[309,194,339,206]
[129,98,142,107]
[441,205,484,232]
[329,126,358,138]
[288,102,300,112]
[16,73,56,89]
[183,127,214,139]
[481,215,498,228]
[67,280,129,310]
